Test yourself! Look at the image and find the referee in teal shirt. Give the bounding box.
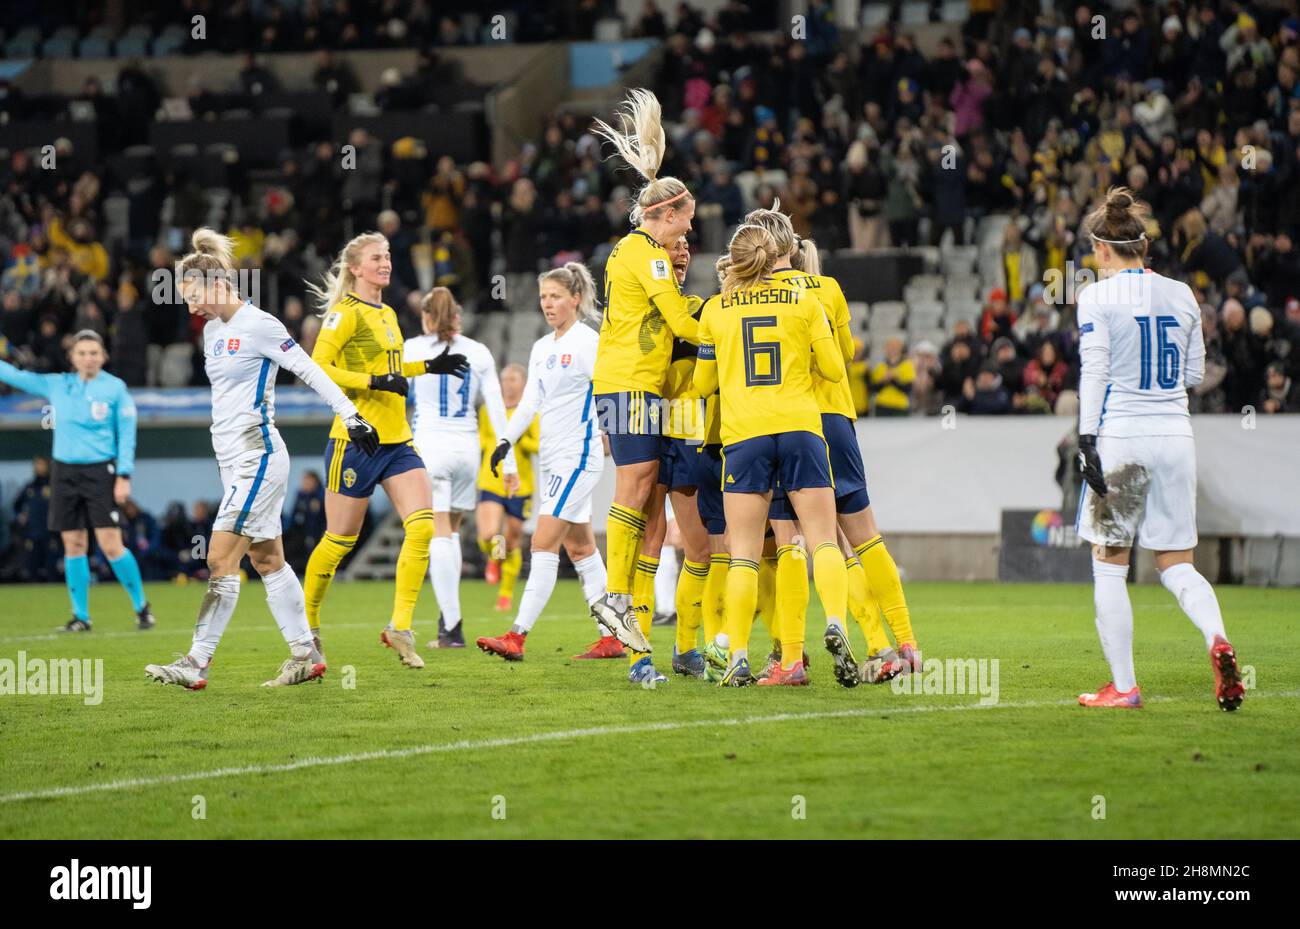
[0,330,155,631]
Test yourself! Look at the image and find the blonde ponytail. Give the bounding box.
[539,261,600,320]
[306,231,388,315]
[592,88,694,227]
[722,224,778,294]
[792,236,822,276]
[420,286,461,342]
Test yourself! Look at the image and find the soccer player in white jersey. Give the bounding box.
[475,262,617,664]
[405,287,516,648]
[1074,188,1244,711]
[145,229,379,690]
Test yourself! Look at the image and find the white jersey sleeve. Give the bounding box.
[252,312,358,422]
[1076,286,1111,436]
[471,344,515,475]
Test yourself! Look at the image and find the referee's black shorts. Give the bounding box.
[49,460,121,533]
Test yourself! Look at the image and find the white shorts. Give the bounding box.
[538,463,601,523]
[418,441,479,513]
[1076,434,1197,551]
[213,447,290,543]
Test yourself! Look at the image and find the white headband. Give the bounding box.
[1091,232,1147,245]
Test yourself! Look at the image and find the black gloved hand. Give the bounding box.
[344,413,380,456]
[489,439,511,477]
[369,372,409,397]
[424,346,471,379]
[1077,434,1108,496]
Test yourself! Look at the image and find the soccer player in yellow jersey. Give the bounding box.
[791,236,922,683]
[628,236,714,679]
[692,223,850,687]
[587,89,702,667]
[475,364,539,613]
[301,232,469,669]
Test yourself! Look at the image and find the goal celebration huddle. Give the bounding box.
[37,88,1237,707]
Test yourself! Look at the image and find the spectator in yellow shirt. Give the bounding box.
[869,335,914,416]
[47,216,109,283]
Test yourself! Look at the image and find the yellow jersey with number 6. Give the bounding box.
[594,228,700,394]
[694,281,840,446]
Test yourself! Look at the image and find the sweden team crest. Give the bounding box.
[342,468,357,489]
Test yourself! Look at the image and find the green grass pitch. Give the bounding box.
[0,577,1296,839]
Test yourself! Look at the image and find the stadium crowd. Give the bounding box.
[5,2,1300,419]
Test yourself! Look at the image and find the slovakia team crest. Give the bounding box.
[227,339,241,355]
[546,354,557,369]
[213,339,224,356]
[560,353,572,368]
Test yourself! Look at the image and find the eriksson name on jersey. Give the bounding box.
[719,288,798,308]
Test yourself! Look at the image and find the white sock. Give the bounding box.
[429,535,462,629]
[655,544,678,613]
[262,563,313,651]
[514,551,559,633]
[1093,559,1137,692]
[1160,562,1225,648]
[190,574,240,665]
[573,552,607,607]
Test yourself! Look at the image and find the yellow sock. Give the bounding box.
[811,542,848,626]
[775,544,809,668]
[723,558,759,656]
[478,537,494,560]
[855,536,915,646]
[630,555,659,665]
[303,531,357,629]
[675,560,709,654]
[499,547,522,600]
[702,553,730,641]
[391,509,433,631]
[846,556,892,654]
[755,555,777,643]
[605,504,647,596]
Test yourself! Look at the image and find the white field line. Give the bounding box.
[3,690,1297,806]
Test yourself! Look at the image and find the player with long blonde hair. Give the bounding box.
[301,232,469,669]
[586,89,702,685]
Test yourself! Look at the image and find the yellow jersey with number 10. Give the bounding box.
[312,292,426,444]
[694,281,841,447]
[594,228,700,394]
[771,269,856,420]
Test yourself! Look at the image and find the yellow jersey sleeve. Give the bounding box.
[593,229,700,395]
[313,296,413,444]
[773,269,856,419]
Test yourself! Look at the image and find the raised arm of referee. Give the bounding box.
[0,330,155,632]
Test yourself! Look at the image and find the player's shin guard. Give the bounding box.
[262,563,314,651]
[756,555,777,641]
[604,504,647,597]
[190,574,241,664]
[428,535,462,629]
[1159,562,1227,648]
[573,552,607,607]
[1093,558,1137,692]
[499,547,523,600]
[304,531,357,629]
[392,509,434,631]
[776,544,810,667]
[107,550,148,612]
[846,556,893,654]
[514,551,559,633]
[675,560,709,654]
[811,542,849,627]
[630,555,659,664]
[723,558,760,658]
[855,536,915,645]
[702,553,730,641]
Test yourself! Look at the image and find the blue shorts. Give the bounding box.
[659,437,699,490]
[479,490,529,521]
[821,413,870,514]
[722,431,833,496]
[595,390,665,466]
[694,444,726,535]
[324,438,425,498]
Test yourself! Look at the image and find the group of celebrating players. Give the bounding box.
[2,87,1243,708]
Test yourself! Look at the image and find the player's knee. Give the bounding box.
[402,509,434,551]
[248,550,284,576]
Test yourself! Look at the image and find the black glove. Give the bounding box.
[489,439,511,477]
[369,372,409,397]
[344,414,380,456]
[424,346,471,379]
[1077,434,1108,496]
